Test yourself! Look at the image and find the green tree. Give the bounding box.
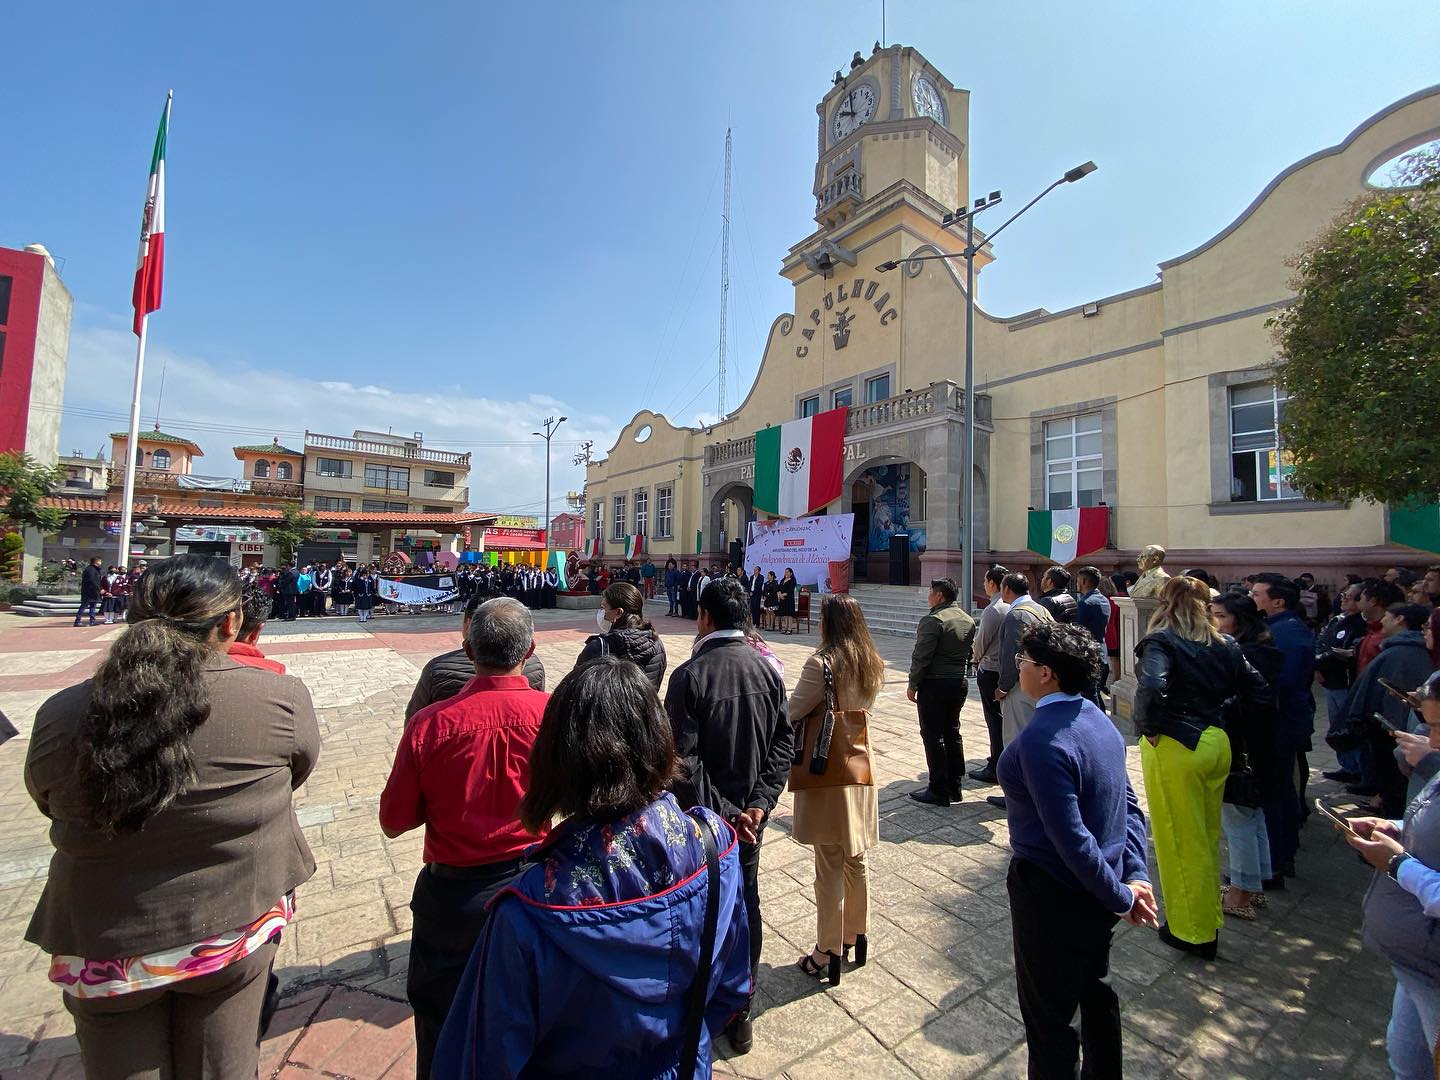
[0,452,68,534]
[267,504,318,565]
[1268,147,1440,505]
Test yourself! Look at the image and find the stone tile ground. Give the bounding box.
[0,604,1393,1078]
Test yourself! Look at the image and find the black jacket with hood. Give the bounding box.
[576,625,669,690]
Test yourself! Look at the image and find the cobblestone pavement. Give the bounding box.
[0,604,1395,1078]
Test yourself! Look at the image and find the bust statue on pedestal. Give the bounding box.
[1128,544,1171,600]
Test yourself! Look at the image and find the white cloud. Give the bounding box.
[52,324,619,516]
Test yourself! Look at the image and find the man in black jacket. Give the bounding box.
[406,593,546,718]
[1036,566,1079,624]
[277,564,300,621]
[1317,582,1367,783]
[680,561,702,619]
[74,557,104,627]
[664,577,792,1055]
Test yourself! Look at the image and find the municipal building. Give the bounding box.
[583,44,1440,591]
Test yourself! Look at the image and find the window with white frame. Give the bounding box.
[799,396,820,418]
[612,493,627,540]
[276,461,293,480]
[832,386,853,410]
[656,484,674,538]
[1229,382,1297,502]
[592,500,602,542]
[634,489,648,538]
[1044,414,1103,510]
[864,373,891,403]
[151,449,171,471]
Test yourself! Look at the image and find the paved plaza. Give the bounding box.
[0,603,1397,1078]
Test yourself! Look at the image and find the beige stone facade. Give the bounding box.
[586,45,1440,592]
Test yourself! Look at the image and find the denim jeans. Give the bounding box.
[1388,964,1440,1080]
[1221,802,1272,892]
[1326,687,1365,775]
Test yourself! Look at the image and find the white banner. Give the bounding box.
[745,514,854,591]
[377,576,458,606]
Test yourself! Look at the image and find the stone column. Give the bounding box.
[1109,595,1158,736]
[918,385,966,587]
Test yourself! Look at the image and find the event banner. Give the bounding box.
[377,575,457,606]
[745,513,854,591]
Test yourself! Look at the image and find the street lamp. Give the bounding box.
[531,416,568,557]
[878,161,1097,614]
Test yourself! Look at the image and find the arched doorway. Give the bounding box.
[708,482,753,568]
[843,457,928,583]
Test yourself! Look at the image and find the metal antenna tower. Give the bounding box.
[719,128,732,417]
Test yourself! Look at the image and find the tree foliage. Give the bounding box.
[0,452,68,533]
[1268,147,1440,505]
[268,504,318,565]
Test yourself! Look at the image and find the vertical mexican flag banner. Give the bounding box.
[549,549,568,590]
[695,529,703,555]
[133,93,170,336]
[1391,502,1440,555]
[1026,507,1109,563]
[624,534,645,560]
[753,408,846,518]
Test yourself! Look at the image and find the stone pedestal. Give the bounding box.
[1109,596,1158,737]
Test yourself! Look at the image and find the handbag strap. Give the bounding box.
[822,656,836,713]
[677,820,722,1080]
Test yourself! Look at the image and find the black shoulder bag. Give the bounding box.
[677,820,722,1080]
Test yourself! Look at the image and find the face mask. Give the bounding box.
[596,608,610,632]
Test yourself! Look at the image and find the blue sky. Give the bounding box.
[5,2,1437,516]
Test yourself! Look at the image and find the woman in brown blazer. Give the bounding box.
[25,555,320,1080]
[790,593,884,985]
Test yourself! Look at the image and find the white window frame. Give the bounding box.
[633,488,649,538]
[832,386,854,410]
[656,484,674,539]
[612,493,627,540]
[864,373,891,403]
[592,500,603,542]
[276,461,293,480]
[1043,413,1104,511]
[1228,382,1298,503]
[799,396,820,418]
[150,449,171,471]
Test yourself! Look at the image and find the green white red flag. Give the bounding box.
[752,407,846,518]
[624,534,645,560]
[1026,507,1109,563]
[132,93,170,336]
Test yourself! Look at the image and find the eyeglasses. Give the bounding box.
[1015,654,1044,669]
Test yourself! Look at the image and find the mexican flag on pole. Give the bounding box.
[624,534,645,560]
[752,408,846,518]
[1391,502,1440,555]
[695,529,703,555]
[1027,507,1109,563]
[132,93,171,336]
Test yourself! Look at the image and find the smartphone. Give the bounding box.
[1314,799,1358,836]
[1374,711,1403,735]
[1379,677,1422,710]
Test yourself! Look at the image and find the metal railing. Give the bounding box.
[106,467,303,498]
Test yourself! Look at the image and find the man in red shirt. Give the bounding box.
[379,597,549,1080]
[1357,580,1405,672]
[227,584,286,675]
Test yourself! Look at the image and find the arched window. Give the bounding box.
[276,461,293,480]
[151,449,171,471]
[254,459,270,478]
[135,446,144,465]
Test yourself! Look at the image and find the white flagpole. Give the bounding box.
[117,317,149,568]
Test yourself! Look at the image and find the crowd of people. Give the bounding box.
[28,548,1440,1078]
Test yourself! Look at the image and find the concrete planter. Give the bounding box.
[557,593,603,610]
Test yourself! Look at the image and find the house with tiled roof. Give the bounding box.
[233,438,303,487]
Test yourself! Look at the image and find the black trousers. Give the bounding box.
[408,859,524,1080]
[976,669,1004,770]
[917,677,968,798]
[1007,857,1122,1079]
[737,829,763,1003]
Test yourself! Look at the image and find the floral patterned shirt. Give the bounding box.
[49,893,294,999]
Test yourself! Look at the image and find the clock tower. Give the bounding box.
[813,45,970,231]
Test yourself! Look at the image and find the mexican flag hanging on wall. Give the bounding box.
[133,93,171,336]
[624,533,645,560]
[753,408,846,518]
[1027,507,1109,563]
[1391,502,1440,555]
[584,537,602,560]
[695,529,703,555]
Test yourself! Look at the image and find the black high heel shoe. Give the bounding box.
[797,950,843,984]
[1158,923,1218,961]
[843,934,868,967]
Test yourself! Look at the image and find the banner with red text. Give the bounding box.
[745,513,854,592]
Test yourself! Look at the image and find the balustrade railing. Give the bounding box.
[305,432,471,467]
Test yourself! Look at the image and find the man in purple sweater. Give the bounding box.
[998,621,1157,1079]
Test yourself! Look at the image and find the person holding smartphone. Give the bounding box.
[1343,676,1440,1080]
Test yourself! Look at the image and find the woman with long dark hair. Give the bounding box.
[575,581,668,689]
[1135,576,1272,958]
[789,595,884,984]
[25,554,320,1079]
[777,568,798,635]
[1208,591,1284,919]
[433,657,751,1078]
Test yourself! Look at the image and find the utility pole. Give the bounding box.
[532,416,567,555]
[719,128,732,417]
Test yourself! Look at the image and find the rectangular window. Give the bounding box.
[656,484,674,538]
[0,275,11,325]
[593,500,602,542]
[313,496,352,512]
[612,494,627,540]
[634,489,648,538]
[799,396,820,418]
[864,373,891,403]
[364,464,409,492]
[315,457,351,478]
[422,504,451,514]
[832,386,853,410]
[361,498,408,513]
[1229,383,1297,502]
[423,469,455,487]
[1044,413,1103,511]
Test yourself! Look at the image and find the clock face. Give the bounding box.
[912,74,946,124]
[832,83,878,142]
